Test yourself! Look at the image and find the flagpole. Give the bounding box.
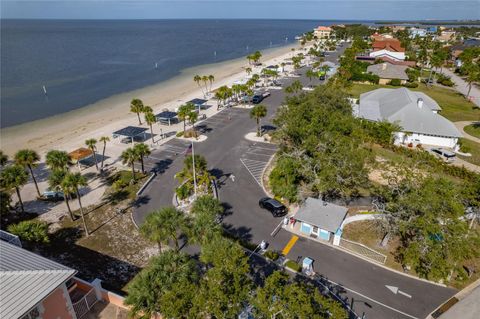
[192,141,197,198]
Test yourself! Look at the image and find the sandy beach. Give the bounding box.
[1,44,298,157]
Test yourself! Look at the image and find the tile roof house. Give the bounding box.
[0,240,77,319]
[314,26,332,39]
[356,88,462,149]
[367,62,409,85]
[370,39,406,61]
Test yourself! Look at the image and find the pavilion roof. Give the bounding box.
[112,126,148,138]
[68,148,93,161]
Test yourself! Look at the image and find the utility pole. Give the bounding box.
[192,141,197,198]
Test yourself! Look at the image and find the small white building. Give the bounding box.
[369,49,406,62]
[356,88,462,149]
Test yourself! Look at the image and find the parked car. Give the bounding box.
[38,191,65,202]
[252,95,264,104]
[430,148,456,162]
[259,197,287,217]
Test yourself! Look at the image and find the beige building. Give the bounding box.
[314,26,332,39]
[367,62,409,85]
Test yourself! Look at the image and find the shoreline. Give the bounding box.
[0,43,298,156]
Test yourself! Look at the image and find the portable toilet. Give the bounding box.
[302,257,314,275]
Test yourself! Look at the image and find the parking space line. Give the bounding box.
[282,235,299,256]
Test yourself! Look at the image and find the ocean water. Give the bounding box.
[0,19,339,128]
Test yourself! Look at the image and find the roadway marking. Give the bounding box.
[240,158,269,187]
[385,285,412,298]
[281,235,298,256]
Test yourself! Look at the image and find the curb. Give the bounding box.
[136,172,156,197]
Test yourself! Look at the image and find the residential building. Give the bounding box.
[0,240,77,319]
[392,25,406,32]
[356,88,462,149]
[367,62,409,85]
[437,30,457,43]
[450,39,480,67]
[409,27,428,38]
[370,39,406,61]
[314,26,332,39]
[292,198,348,241]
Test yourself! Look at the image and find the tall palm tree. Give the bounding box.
[63,172,89,235]
[193,74,204,96]
[130,98,144,125]
[208,74,215,92]
[46,150,70,171]
[305,69,316,86]
[85,138,99,171]
[99,136,110,168]
[134,143,151,174]
[245,67,252,76]
[250,104,267,137]
[178,103,195,134]
[0,165,29,213]
[141,207,187,250]
[188,111,199,139]
[0,151,8,166]
[121,147,138,180]
[464,64,480,98]
[48,169,75,221]
[201,75,209,96]
[144,111,157,144]
[14,149,41,197]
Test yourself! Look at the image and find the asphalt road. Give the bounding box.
[133,44,456,319]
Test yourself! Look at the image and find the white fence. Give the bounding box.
[339,238,387,264]
[72,288,98,318]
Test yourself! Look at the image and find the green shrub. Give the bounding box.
[264,250,280,261]
[8,220,50,244]
[388,79,402,86]
[176,131,184,137]
[285,260,302,272]
[437,74,454,87]
[184,129,199,139]
[0,190,11,215]
[176,183,192,200]
[269,157,301,202]
[403,82,419,88]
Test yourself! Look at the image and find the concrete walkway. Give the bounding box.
[441,68,480,107]
[455,121,480,143]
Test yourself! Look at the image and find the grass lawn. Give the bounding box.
[347,83,480,122]
[464,123,480,139]
[458,139,480,167]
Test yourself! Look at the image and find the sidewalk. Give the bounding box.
[454,121,480,143]
[441,68,480,107]
[429,279,480,319]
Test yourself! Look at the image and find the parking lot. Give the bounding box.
[240,142,277,187]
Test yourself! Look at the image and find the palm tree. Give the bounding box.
[188,111,199,139]
[0,165,29,213]
[245,67,252,76]
[14,149,41,197]
[144,111,156,144]
[121,147,138,180]
[321,65,331,79]
[63,172,89,235]
[85,138,99,171]
[48,169,75,221]
[178,103,195,134]
[134,143,150,174]
[464,64,480,98]
[202,75,209,96]
[250,104,267,137]
[142,207,187,250]
[208,74,215,92]
[305,69,316,86]
[285,80,303,95]
[46,150,70,171]
[0,151,8,166]
[193,74,204,96]
[130,98,144,125]
[99,136,110,168]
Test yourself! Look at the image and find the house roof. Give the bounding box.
[367,63,409,80]
[294,198,348,233]
[155,111,177,119]
[68,147,93,161]
[372,39,405,52]
[0,241,76,318]
[359,88,462,138]
[378,56,416,67]
[187,98,208,105]
[316,26,332,31]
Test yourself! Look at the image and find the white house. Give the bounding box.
[369,49,406,61]
[356,88,462,149]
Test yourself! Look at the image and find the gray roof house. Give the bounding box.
[0,240,77,318]
[367,62,409,81]
[294,198,348,234]
[357,88,462,139]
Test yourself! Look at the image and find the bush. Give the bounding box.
[176,183,192,200]
[403,82,419,88]
[8,220,50,244]
[264,250,280,261]
[184,129,199,139]
[285,260,302,272]
[176,131,184,137]
[388,79,402,86]
[436,74,454,87]
[269,157,301,202]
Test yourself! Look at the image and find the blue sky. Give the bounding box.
[1,1,479,20]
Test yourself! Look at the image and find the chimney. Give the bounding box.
[382,63,387,70]
[417,98,423,109]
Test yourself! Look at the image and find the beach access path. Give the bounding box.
[133,42,456,319]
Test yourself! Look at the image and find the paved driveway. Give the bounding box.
[133,43,456,319]
[441,68,480,107]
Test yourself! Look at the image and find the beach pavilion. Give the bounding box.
[187,98,208,112]
[155,111,178,126]
[68,147,93,169]
[112,126,148,144]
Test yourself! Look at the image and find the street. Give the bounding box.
[133,43,456,319]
